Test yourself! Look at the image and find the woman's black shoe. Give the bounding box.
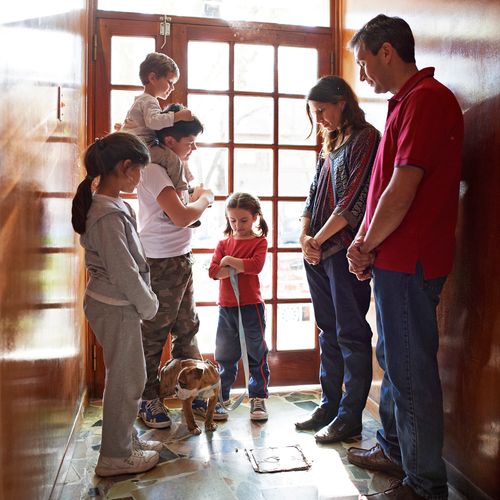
[295,407,330,431]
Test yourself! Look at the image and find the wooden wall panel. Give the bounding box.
[340,1,500,498]
[0,3,88,498]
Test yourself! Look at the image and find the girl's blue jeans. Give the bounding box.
[215,303,269,400]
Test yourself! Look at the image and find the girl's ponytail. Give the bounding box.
[71,176,94,234]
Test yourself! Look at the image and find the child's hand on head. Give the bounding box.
[173,109,194,122]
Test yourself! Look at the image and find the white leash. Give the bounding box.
[219,268,250,411]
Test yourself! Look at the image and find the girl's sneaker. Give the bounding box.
[192,400,229,421]
[95,449,159,477]
[250,398,268,421]
[132,434,164,452]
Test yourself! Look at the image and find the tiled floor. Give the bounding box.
[58,389,465,500]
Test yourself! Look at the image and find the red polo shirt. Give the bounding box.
[365,67,464,279]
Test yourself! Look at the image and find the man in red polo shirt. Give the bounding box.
[346,15,463,500]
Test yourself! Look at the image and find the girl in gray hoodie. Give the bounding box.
[72,132,161,477]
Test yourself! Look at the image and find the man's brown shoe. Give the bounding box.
[360,482,425,499]
[348,443,404,478]
[295,407,330,431]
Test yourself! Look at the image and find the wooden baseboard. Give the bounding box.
[48,389,88,500]
[445,459,494,500]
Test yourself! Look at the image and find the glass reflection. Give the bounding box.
[277,201,303,248]
[234,44,274,92]
[276,303,315,350]
[189,147,228,196]
[234,96,273,144]
[188,94,229,143]
[234,148,273,196]
[278,46,318,95]
[111,36,155,85]
[188,41,229,91]
[277,253,309,299]
[278,149,317,196]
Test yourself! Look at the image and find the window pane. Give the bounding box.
[234,44,274,92]
[188,94,229,143]
[234,148,273,196]
[359,100,387,134]
[276,303,315,350]
[110,89,143,132]
[196,306,219,354]
[278,46,318,95]
[277,201,303,247]
[278,149,317,196]
[111,36,155,85]
[188,41,229,91]
[234,96,273,144]
[265,304,273,350]
[196,304,273,355]
[189,147,228,196]
[260,254,273,301]
[260,201,273,249]
[278,98,315,145]
[192,200,227,249]
[277,253,309,299]
[193,253,219,303]
[98,0,330,27]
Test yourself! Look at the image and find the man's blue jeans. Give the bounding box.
[305,249,373,426]
[373,264,448,499]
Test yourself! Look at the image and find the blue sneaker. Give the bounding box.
[139,398,171,429]
[192,399,228,421]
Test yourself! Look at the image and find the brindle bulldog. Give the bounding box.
[159,358,220,435]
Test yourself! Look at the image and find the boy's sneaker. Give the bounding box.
[250,398,268,421]
[132,434,164,452]
[139,398,171,429]
[192,399,229,421]
[95,449,159,477]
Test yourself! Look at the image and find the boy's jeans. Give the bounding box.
[373,263,448,499]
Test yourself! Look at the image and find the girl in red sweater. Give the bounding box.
[208,192,270,420]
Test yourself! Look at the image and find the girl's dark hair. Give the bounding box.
[224,192,268,237]
[71,132,150,234]
[306,75,368,155]
[348,14,416,64]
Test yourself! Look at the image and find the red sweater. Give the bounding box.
[208,236,268,307]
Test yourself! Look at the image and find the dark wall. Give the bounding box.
[341,1,500,498]
[0,4,88,498]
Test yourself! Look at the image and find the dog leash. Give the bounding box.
[220,268,250,411]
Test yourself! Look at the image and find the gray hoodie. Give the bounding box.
[80,194,158,320]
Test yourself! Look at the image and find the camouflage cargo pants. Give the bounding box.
[141,253,201,400]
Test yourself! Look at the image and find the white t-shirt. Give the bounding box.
[138,163,192,258]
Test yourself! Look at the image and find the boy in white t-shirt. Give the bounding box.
[137,117,220,429]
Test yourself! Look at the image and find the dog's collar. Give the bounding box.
[175,380,220,401]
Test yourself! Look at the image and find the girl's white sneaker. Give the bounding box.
[95,449,159,477]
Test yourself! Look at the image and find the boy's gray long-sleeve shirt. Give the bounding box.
[80,194,158,320]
